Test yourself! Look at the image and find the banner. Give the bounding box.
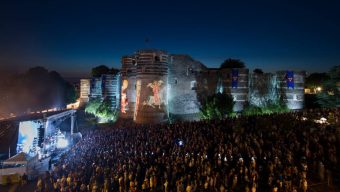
[231,69,239,88]
[102,75,106,95]
[286,71,294,89]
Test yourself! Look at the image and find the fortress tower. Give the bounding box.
[120,56,137,119]
[121,49,169,124]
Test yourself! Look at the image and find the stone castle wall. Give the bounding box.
[102,74,121,110]
[120,56,137,119]
[79,79,90,105]
[133,50,169,124]
[81,51,306,124]
[87,73,121,110]
[168,54,206,121]
[276,71,305,110]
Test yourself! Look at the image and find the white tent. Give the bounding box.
[0,152,33,184]
[3,152,30,165]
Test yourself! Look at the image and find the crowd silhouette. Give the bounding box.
[35,108,339,192]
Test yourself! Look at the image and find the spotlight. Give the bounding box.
[57,138,68,148]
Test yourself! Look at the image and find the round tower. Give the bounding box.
[133,49,169,124]
[120,56,137,119]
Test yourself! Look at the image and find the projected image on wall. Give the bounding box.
[134,80,141,121]
[121,79,129,113]
[17,121,41,155]
[142,80,166,110]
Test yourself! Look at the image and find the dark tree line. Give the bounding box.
[91,65,119,77]
[0,66,76,115]
[315,66,340,108]
[220,58,245,69]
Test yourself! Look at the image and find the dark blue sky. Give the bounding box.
[0,0,339,77]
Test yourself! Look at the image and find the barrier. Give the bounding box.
[0,173,21,185]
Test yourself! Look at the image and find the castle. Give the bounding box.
[80,49,305,123]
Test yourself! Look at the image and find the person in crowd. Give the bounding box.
[36,108,339,192]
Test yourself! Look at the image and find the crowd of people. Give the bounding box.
[35,108,339,192]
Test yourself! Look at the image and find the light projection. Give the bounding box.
[286,71,294,89]
[121,79,129,113]
[134,80,141,121]
[56,137,68,148]
[249,74,279,107]
[17,120,40,155]
[231,69,239,88]
[143,80,164,109]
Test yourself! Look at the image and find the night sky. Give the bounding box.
[0,0,339,77]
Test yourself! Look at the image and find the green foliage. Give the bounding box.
[265,103,289,113]
[85,98,102,115]
[243,102,289,116]
[316,66,340,108]
[91,65,110,77]
[220,58,245,69]
[242,105,262,116]
[305,73,330,88]
[85,98,118,123]
[200,93,234,120]
[96,100,118,121]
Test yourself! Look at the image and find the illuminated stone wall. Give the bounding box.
[102,74,121,110]
[90,77,102,99]
[197,68,249,112]
[276,71,305,110]
[248,73,278,107]
[120,56,137,119]
[220,68,249,111]
[168,55,206,121]
[79,79,90,105]
[119,49,306,123]
[89,74,121,110]
[133,49,169,124]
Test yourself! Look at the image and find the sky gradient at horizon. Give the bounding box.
[0,0,339,77]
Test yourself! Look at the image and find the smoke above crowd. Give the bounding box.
[0,66,76,118]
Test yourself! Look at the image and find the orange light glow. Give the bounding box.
[67,100,80,109]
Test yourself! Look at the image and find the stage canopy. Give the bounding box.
[3,152,30,165]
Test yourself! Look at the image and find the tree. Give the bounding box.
[91,65,120,77]
[242,102,289,116]
[85,98,102,115]
[91,65,110,77]
[85,98,118,123]
[253,68,264,74]
[110,68,120,75]
[0,67,76,115]
[27,66,49,77]
[200,93,234,120]
[220,58,245,69]
[95,99,119,121]
[48,71,76,105]
[64,82,77,104]
[305,73,330,89]
[316,66,340,108]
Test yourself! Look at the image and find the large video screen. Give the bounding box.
[16,120,40,155]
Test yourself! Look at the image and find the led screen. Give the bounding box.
[16,120,40,155]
